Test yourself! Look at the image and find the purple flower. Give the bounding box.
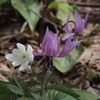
[62,10,89,41]
[74,10,89,33]
[33,27,80,58]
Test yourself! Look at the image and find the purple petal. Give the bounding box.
[42,27,56,53]
[74,10,83,33]
[64,13,73,33]
[59,37,80,57]
[62,33,75,41]
[33,52,45,56]
[42,27,50,53]
[52,34,60,56]
[62,22,66,26]
[83,12,89,27]
[45,33,60,57]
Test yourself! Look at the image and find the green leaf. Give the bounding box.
[17,97,24,100]
[7,84,24,95]
[0,0,11,7]
[43,71,56,85]
[11,0,39,32]
[8,76,27,91]
[35,72,43,86]
[26,80,39,87]
[49,2,75,22]
[0,80,23,99]
[35,72,56,86]
[0,93,10,100]
[47,84,79,99]
[0,81,9,92]
[0,0,8,6]
[42,90,77,100]
[53,45,84,73]
[73,89,100,100]
[31,93,42,100]
[29,87,42,93]
[25,93,42,100]
[0,80,18,100]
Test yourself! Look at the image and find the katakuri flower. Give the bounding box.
[33,27,80,57]
[5,43,34,71]
[62,10,89,41]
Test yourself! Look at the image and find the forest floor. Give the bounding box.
[0,0,100,96]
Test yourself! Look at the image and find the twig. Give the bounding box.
[35,56,45,68]
[19,21,28,33]
[0,21,28,42]
[68,1,100,8]
[80,10,100,16]
[58,23,66,36]
[38,0,51,46]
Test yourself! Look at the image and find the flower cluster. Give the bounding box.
[33,27,80,57]
[5,10,88,70]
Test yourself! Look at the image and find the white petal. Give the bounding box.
[12,49,21,56]
[27,44,33,55]
[17,43,25,52]
[19,61,29,71]
[5,54,18,61]
[12,60,21,66]
[29,54,34,62]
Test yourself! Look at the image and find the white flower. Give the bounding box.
[5,43,34,71]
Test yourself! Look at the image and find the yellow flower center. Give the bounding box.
[20,53,28,61]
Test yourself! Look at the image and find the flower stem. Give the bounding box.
[47,56,53,72]
[58,23,66,36]
[30,64,34,80]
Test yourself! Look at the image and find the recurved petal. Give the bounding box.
[62,22,66,26]
[45,34,59,56]
[33,52,45,56]
[74,10,83,33]
[59,37,80,57]
[66,13,70,24]
[84,12,89,26]
[42,27,50,52]
[5,54,18,61]
[62,33,75,41]
[64,13,73,33]
[67,25,73,33]
[53,34,60,56]
[19,60,29,71]
[17,43,25,53]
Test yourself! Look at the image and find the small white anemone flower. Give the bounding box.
[5,43,34,71]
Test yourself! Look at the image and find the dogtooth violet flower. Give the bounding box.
[5,43,34,71]
[62,10,89,41]
[33,27,80,57]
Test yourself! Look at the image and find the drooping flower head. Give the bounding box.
[62,10,89,41]
[5,43,34,71]
[64,10,89,34]
[33,27,80,57]
[74,10,89,33]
